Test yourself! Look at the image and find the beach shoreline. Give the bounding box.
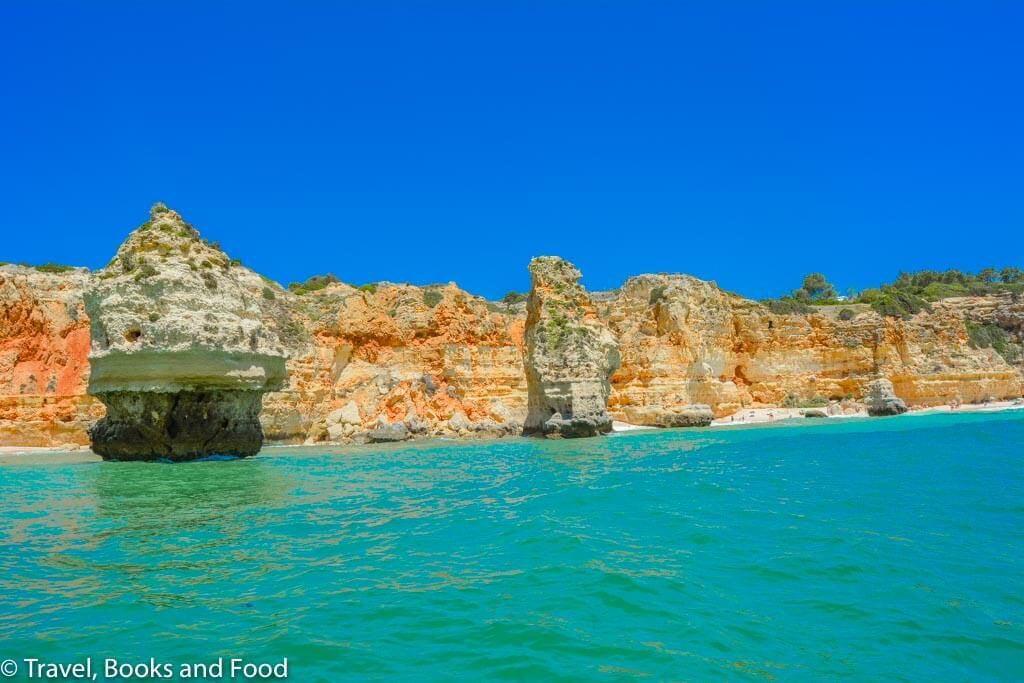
[2,401,1021,457]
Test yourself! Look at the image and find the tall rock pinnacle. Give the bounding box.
[83,203,288,460]
[522,256,620,438]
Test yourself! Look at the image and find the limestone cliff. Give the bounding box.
[262,281,527,444]
[0,265,102,446]
[1,223,1023,449]
[82,204,288,460]
[603,274,1023,424]
[522,257,620,438]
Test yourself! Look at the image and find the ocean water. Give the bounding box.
[1,412,1022,682]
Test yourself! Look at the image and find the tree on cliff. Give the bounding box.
[1000,267,1023,284]
[978,267,999,283]
[793,273,837,302]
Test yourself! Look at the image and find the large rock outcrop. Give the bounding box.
[261,280,528,444]
[865,378,909,416]
[603,274,1023,423]
[0,265,102,446]
[522,257,620,438]
[83,204,288,460]
[2,224,1023,449]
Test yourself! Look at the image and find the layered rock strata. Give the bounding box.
[522,257,620,438]
[2,225,1023,449]
[260,280,528,445]
[603,274,1023,422]
[83,205,288,460]
[0,265,102,446]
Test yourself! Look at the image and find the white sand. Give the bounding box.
[908,399,1024,416]
[709,407,867,427]
[611,421,657,432]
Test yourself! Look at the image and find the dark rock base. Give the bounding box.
[867,399,909,417]
[89,390,266,461]
[523,414,613,439]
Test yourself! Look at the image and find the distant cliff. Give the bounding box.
[2,211,1022,448]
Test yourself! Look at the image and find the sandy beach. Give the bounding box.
[705,399,1024,428]
[2,401,1022,454]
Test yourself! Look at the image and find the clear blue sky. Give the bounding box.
[2,2,1021,300]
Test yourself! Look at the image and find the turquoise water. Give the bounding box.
[1,412,1023,681]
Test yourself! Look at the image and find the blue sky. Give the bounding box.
[1,2,1021,299]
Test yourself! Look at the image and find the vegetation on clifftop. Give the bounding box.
[766,268,1023,318]
[0,262,80,273]
[286,273,379,296]
[288,273,340,295]
[501,291,527,305]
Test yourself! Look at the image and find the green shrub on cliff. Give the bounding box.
[133,264,158,281]
[782,395,829,409]
[838,308,855,321]
[649,286,666,305]
[423,290,443,308]
[866,288,931,318]
[262,287,277,300]
[501,291,527,305]
[764,297,813,315]
[966,321,1019,362]
[31,263,77,274]
[357,283,377,294]
[543,313,571,351]
[288,273,339,295]
[0,261,79,273]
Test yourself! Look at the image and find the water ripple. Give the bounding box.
[1,411,1023,680]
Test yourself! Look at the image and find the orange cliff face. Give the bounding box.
[0,264,1022,448]
[603,275,1023,421]
[0,266,103,447]
[259,282,529,443]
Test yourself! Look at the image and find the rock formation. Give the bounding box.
[1,220,1023,449]
[0,265,102,447]
[617,404,714,428]
[522,257,620,438]
[261,280,528,444]
[602,274,1022,424]
[864,378,909,416]
[82,204,288,460]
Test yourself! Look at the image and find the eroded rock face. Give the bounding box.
[3,236,1024,449]
[522,257,620,438]
[83,204,288,460]
[865,378,908,416]
[0,265,102,447]
[603,274,1023,422]
[619,404,713,428]
[266,280,527,444]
